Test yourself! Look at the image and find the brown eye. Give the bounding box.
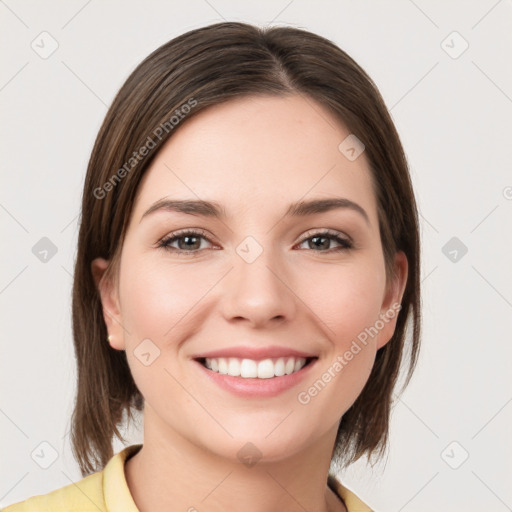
[157,229,214,256]
[296,231,352,252]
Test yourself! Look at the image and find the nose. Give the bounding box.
[220,246,297,329]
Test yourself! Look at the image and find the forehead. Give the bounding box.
[131,94,377,225]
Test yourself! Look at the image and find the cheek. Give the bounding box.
[303,258,387,345]
[117,254,231,396]
[117,257,213,409]
[119,257,213,338]
[295,259,386,410]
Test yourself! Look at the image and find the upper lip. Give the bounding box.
[192,345,318,361]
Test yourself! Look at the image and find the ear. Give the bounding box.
[91,257,126,351]
[376,251,408,350]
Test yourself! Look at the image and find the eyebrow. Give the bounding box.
[140,197,370,225]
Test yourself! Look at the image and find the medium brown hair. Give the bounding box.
[71,21,421,476]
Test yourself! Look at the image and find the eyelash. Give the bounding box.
[156,228,353,257]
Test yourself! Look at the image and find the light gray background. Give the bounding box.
[1,1,511,510]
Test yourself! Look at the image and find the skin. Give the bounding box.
[92,94,407,512]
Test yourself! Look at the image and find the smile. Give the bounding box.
[192,345,319,397]
[200,356,313,379]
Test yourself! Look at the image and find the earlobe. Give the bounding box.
[376,251,408,350]
[91,257,126,351]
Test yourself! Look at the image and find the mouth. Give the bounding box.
[195,356,318,379]
[191,345,319,397]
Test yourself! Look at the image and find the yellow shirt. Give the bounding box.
[2,444,372,512]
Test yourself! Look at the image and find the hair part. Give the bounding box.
[71,21,421,476]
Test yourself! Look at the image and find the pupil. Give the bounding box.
[181,236,199,250]
[311,236,328,250]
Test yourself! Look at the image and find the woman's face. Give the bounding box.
[93,94,407,462]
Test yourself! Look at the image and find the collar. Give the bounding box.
[103,444,142,512]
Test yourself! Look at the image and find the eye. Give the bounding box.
[157,229,216,256]
[157,228,353,256]
[295,229,353,252]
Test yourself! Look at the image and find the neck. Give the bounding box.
[125,406,346,512]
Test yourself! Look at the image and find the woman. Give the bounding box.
[4,21,420,512]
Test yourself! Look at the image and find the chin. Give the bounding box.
[190,419,329,466]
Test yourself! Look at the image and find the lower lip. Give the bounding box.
[194,359,317,398]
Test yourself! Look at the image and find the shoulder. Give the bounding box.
[1,471,104,512]
[2,444,142,512]
[328,474,374,512]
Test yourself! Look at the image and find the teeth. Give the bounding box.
[274,358,285,377]
[228,358,241,376]
[285,358,295,375]
[218,358,228,374]
[257,359,274,379]
[203,356,308,378]
[240,358,258,378]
